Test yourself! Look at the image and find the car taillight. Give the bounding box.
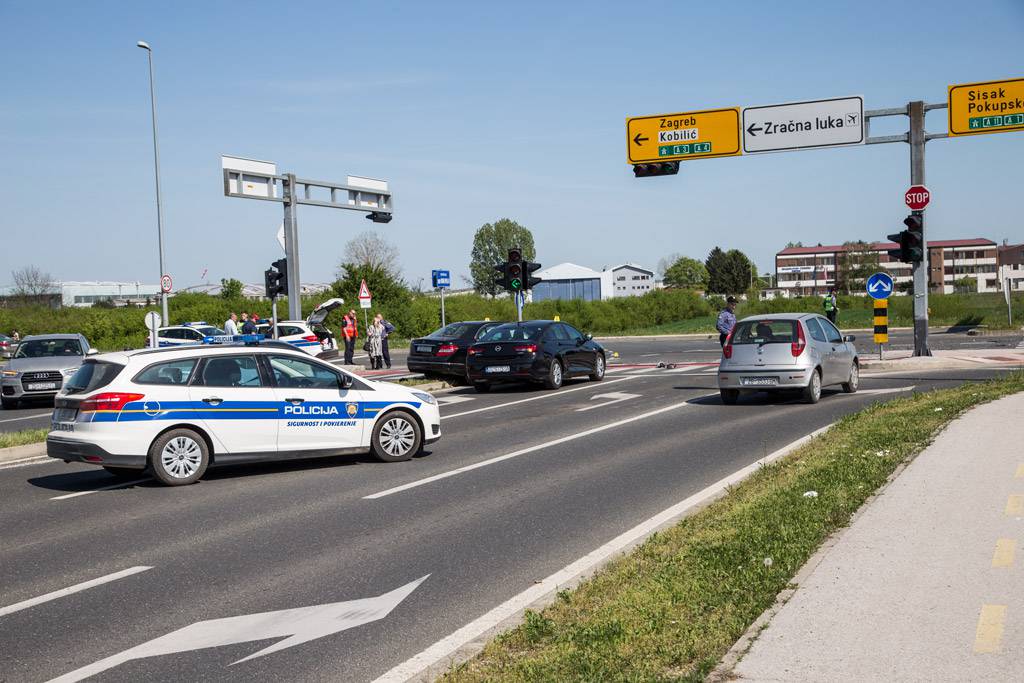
[303,334,319,342]
[792,323,807,357]
[79,392,145,413]
[514,344,538,353]
[467,346,480,356]
[437,343,458,356]
[722,332,734,359]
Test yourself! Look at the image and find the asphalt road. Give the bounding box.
[1,328,1020,434]
[0,360,1018,681]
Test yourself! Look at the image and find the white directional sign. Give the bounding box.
[50,575,429,682]
[742,96,864,154]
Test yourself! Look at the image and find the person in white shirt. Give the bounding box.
[224,312,239,336]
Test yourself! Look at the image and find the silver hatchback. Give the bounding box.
[718,313,859,404]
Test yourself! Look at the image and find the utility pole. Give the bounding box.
[908,101,931,356]
[282,174,302,321]
[137,41,169,324]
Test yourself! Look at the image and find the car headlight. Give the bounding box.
[412,391,436,405]
[1,370,18,378]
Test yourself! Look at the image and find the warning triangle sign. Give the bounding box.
[358,280,371,299]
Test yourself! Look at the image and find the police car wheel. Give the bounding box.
[148,429,209,485]
[371,411,422,463]
[102,466,140,479]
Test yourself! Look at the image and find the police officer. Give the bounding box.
[823,288,839,325]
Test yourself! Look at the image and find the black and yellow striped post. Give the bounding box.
[874,298,889,359]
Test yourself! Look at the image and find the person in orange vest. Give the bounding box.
[341,309,359,365]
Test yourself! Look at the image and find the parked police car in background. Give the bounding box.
[147,322,225,348]
[46,338,441,485]
[254,321,322,355]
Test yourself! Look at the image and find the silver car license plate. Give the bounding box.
[740,376,778,387]
[27,382,57,391]
[485,365,511,373]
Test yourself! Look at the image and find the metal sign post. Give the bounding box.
[271,297,278,339]
[222,156,393,322]
[432,269,451,327]
[1006,278,1013,327]
[515,291,525,322]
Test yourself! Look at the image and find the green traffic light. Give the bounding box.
[510,278,522,290]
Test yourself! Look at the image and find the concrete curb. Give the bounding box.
[0,441,46,464]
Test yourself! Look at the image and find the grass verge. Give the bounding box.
[0,428,49,449]
[442,370,1024,682]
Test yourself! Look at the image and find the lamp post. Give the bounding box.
[137,40,169,323]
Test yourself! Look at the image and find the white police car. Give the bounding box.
[46,338,441,485]
[254,320,323,355]
[148,322,225,348]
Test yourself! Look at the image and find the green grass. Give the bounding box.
[441,371,1024,683]
[0,428,49,449]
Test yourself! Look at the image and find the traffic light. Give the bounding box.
[525,260,543,289]
[903,212,924,263]
[265,258,287,298]
[507,247,524,292]
[886,231,909,263]
[366,211,392,224]
[633,162,679,178]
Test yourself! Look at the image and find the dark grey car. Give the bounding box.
[1,334,96,408]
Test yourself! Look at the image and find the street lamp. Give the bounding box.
[137,40,169,323]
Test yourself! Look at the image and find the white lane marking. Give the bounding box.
[846,385,917,396]
[365,397,705,500]
[441,376,637,420]
[372,422,837,683]
[49,575,429,683]
[0,455,49,470]
[0,566,152,619]
[50,478,150,501]
[0,412,51,424]
[575,392,641,412]
[435,395,474,406]
[640,353,660,357]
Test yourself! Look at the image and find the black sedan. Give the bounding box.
[466,320,606,392]
[407,321,500,383]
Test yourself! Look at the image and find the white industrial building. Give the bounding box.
[531,262,660,301]
[56,282,162,307]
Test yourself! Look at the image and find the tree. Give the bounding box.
[834,241,880,294]
[705,248,753,294]
[785,241,804,248]
[333,262,410,312]
[220,278,243,299]
[11,265,55,298]
[656,252,681,278]
[663,256,709,290]
[342,231,401,277]
[469,218,536,295]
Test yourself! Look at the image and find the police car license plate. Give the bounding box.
[27,382,57,391]
[417,345,433,353]
[52,422,74,432]
[485,365,511,373]
[741,376,778,387]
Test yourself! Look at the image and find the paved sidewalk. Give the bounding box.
[729,391,1024,682]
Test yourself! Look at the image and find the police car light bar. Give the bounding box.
[202,334,266,345]
[182,321,209,327]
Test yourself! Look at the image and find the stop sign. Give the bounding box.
[905,185,930,211]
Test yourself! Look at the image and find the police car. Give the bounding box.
[148,322,225,348]
[46,338,441,485]
[253,321,323,355]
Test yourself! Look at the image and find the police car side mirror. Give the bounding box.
[339,374,353,390]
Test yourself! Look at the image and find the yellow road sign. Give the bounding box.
[626,108,741,164]
[948,77,1024,137]
[873,298,888,344]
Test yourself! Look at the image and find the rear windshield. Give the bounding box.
[428,323,474,340]
[194,326,223,337]
[731,320,798,345]
[65,361,125,395]
[479,324,545,342]
[14,339,81,358]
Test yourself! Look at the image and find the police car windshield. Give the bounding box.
[14,339,82,358]
[479,324,545,342]
[194,326,223,336]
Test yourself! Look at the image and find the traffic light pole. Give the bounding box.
[270,296,279,339]
[282,174,302,321]
[865,100,947,357]
[908,102,931,357]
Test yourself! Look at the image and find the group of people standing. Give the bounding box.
[223,312,259,336]
[340,309,394,370]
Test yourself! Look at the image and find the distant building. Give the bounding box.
[58,282,161,307]
[774,238,999,296]
[531,263,604,302]
[603,263,657,297]
[998,243,1024,292]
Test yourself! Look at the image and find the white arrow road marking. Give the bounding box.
[0,566,152,618]
[575,392,641,412]
[436,395,474,406]
[48,575,429,683]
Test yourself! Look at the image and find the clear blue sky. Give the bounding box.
[2,0,1022,290]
